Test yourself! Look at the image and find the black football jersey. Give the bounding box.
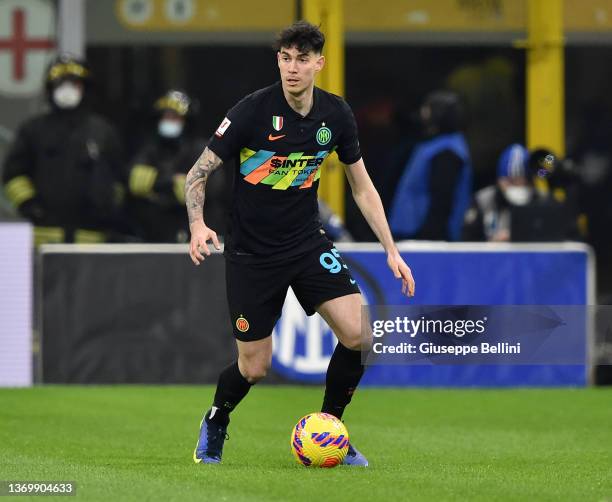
[208,81,361,259]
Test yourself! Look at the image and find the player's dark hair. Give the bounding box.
[275,21,325,54]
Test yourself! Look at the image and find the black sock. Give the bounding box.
[207,362,252,425]
[321,342,366,420]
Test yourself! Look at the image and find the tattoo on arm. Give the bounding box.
[184,147,223,226]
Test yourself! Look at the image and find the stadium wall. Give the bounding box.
[39,242,594,387]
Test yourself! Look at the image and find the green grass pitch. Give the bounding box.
[1,386,611,501]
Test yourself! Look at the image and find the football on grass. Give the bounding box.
[290,412,349,467]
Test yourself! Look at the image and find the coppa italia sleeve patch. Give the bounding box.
[215,117,232,137]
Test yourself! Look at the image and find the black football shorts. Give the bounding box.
[225,238,360,341]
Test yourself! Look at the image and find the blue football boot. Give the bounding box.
[343,443,369,467]
[193,410,228,464]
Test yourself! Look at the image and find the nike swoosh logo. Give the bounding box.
[268,134,286,141]
[350,279,356,285]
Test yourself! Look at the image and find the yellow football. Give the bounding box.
[290,412,349,468]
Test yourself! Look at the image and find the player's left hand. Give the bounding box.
[387,251,415,297]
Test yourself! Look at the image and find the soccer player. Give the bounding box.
[186,21,415,466]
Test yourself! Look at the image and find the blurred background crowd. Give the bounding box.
[1,0,612,301]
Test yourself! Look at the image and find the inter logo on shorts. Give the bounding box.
[236,315,250,333]
[272,116,283,131]
[316,125,331,145]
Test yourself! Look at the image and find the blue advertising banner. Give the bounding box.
[271,243,593,387]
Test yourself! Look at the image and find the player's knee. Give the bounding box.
[339,317,371,351]
[239,359,270,383]
[340,329,370,351]
[242,366,268,383]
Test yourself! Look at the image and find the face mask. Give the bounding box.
[503,186,532,206]
[52,82,83,109]
[158,120,184,138]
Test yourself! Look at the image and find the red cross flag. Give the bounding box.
[0,0,56,97]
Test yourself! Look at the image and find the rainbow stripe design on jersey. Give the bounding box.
[239,148,334,189]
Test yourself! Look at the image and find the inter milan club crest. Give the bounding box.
[236,315,250,333]
[316,122,332,145]
[272,116,283,131]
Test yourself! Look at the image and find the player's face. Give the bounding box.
[277,46,324,95]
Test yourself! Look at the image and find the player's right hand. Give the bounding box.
[189,221,221,265]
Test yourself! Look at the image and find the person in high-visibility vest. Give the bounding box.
[1,53,125,245]
[389,91,473,242]
[126,90,227,242]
